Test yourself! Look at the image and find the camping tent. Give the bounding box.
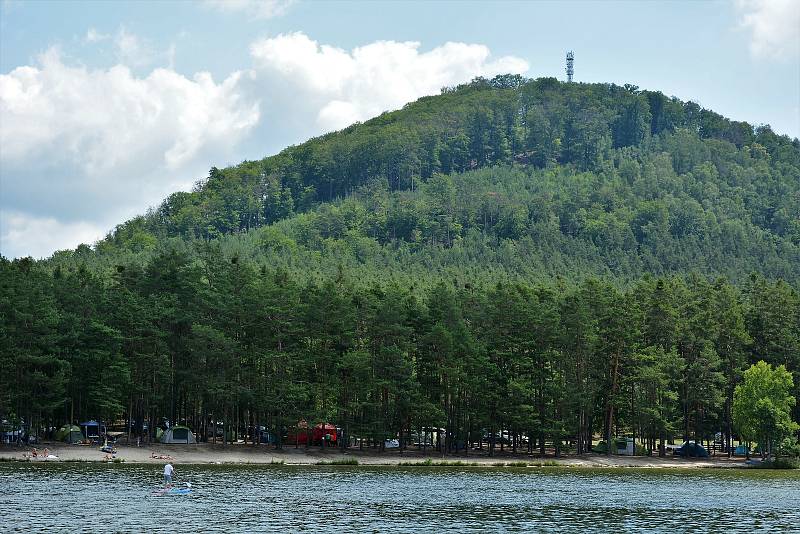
[160,426,196,444]
[291,420,310,445]
[56,424,84,444]
[80,421,104,441]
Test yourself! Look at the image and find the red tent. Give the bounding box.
[292,420,310,445]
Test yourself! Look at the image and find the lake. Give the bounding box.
[1,464,799,531]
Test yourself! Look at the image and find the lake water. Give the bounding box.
[1,463,799,532]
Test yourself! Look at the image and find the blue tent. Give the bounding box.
[80,421,104,440]
[734,444,750,456]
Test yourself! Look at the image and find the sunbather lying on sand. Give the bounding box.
[23,449,58,460]
[150,452,174,460]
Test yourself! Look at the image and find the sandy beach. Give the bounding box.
[0,443,751,468]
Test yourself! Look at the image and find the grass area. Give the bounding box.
[489,460,560,468]
[396,459,481,467]
[315,458,359,465]
[394,458,565,467]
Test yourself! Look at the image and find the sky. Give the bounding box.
[1,0,798,259]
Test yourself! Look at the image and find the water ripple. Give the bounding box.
[1,464,798,532]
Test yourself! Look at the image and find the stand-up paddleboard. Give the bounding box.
[153,484,192,496]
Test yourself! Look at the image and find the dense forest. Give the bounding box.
[2,75,799,454]
[2,255,798,455]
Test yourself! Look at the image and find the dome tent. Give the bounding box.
[55,424,84,443]
[159,426,196,444]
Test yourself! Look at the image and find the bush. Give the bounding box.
[315,458,358,465]
[755,458,799,469]
[777,438,800,459]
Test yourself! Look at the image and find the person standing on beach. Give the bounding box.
[163,463,174,485]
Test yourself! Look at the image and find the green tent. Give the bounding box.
[55,424,84,444]
[160,426,196,444]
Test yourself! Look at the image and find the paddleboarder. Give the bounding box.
[163,462,174,485]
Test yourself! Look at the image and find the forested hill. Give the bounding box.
[4,75,800,451]
[52,74,800,284]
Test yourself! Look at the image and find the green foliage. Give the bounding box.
[752,457,799,470]
[733,361,798,457]
[315,459,359,465]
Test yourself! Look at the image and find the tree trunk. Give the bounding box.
[606,350,621,456]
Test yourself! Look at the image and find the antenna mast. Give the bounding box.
[566,51,574,82]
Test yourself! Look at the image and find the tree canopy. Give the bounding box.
[733,361,798,457]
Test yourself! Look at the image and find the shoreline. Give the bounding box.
[0,443,754,468]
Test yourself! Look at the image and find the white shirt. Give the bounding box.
[164,464,174,476]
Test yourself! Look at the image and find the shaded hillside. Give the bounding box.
[45,75,800,284]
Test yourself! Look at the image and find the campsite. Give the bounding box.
[1,414,768,468]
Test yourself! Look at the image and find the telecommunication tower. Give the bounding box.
[566,51,574,82]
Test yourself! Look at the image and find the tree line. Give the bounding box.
[2,252,798,455]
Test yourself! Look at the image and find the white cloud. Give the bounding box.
[736,0,800,59]
[85,28,110,43]
[249,32,529,130]
[1,47,259,172]
[114,27,156,67]
[84,27,176,70]
[0,47,260,258]
[204,0,295,20]
[0,211,106,260]
[1,32,527,258]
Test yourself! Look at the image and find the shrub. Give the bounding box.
[315,458,359,465]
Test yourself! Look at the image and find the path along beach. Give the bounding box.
[1,443,752,468]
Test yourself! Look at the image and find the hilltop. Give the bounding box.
[47,75,800,285]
